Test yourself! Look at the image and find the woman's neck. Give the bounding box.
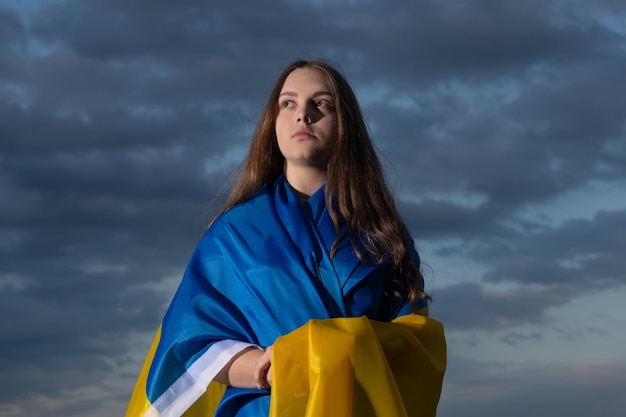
[283,164,326,199]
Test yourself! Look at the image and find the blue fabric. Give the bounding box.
[145,176,422,416]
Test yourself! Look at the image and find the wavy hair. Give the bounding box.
[218,59,428,311]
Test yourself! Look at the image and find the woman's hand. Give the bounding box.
[214,344,274,389]
[254,345,273,389]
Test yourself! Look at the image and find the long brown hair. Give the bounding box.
[219,59,428,311]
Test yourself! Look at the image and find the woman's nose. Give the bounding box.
[297,109,311,124]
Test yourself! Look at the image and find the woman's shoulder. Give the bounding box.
[209,182,276,230]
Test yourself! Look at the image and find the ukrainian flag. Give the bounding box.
[126,314,446,417]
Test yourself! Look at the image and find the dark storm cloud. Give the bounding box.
[0,8,26,76]
[405,208,626,329]
[332,0,623,86]
[481,209,626,286]
[374,55,626,202]
[25,0,349,102]
[1,0,625,416]
[431,281,572,330]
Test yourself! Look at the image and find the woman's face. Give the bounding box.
[275,68,338,171]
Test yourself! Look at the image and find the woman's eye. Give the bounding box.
[316,99,334,108]
[280,100,295,109]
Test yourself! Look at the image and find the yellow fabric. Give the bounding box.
[125,326,162,417]
[181,381,226,417]
[270,314,446,417]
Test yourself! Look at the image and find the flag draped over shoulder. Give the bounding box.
[125,176,445,417]
[127,314,446,417]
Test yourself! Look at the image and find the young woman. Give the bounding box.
[126,59,445,417]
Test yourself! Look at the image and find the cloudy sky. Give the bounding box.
[1,0,625,416]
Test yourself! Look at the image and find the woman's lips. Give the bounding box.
[293,128,315,139]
